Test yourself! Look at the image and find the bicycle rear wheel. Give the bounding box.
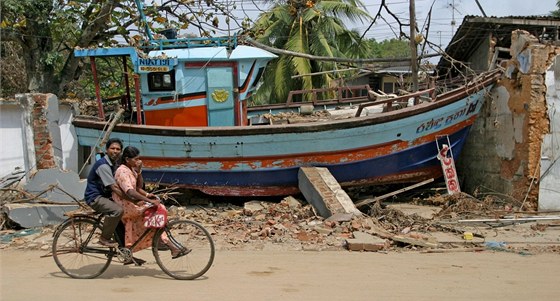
[153,219,215,280]
[52,217,113,279]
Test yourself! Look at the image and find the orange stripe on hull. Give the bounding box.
[144,106,208,126]
[140,118,476,169]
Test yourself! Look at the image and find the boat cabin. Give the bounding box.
[74,38,276,127]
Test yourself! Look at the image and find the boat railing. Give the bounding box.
[354,88,436,117]
[285,85,371,105]
[248,85,372,113]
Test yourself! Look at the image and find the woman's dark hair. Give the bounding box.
[105,138,123,150]
[122,146,140,164]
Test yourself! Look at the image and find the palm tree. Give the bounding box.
[249,0,373,104]
[552,0,560,17]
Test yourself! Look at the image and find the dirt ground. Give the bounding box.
[1,193,560,300]
[2,248,560,301]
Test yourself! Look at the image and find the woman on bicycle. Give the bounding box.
[113,146,182,258]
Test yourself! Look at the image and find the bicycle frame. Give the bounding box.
[57,215,113,257]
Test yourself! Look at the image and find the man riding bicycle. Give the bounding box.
[83,138,124,247]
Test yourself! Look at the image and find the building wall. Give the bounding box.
[458,30,559,210]
[538,56,560,211]
[0,94,78,181]
[0,103,29,177]
[59,104,79,173]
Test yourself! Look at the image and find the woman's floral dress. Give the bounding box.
[112,164,159,251]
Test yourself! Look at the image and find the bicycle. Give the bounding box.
[51,206,215,280]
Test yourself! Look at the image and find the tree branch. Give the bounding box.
[244,37,440,63]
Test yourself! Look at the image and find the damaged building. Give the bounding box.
[440,16,560,211]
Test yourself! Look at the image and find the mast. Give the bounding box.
[134,0,155,42]
[409,0,418,92]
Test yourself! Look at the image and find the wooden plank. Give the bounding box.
[355,178,435,207]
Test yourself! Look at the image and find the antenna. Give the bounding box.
[448,0,462,36]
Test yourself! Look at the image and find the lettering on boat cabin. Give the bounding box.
[138,58,172,73]
[415,100,479,134]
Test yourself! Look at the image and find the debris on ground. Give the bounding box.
[2,191,560,255]
[2,176,560,255]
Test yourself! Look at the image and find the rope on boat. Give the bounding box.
[77,108,125,175]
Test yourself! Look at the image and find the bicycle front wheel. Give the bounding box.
[52,217,113,279]
[153,219,215,280]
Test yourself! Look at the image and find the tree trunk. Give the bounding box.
[20,2,58,93]
[57,0,119,96]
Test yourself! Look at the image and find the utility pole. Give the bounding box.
[409,0,418,92]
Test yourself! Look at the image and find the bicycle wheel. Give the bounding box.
[153,219,215,280]
[52,217,113,279]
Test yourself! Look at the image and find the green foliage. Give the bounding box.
[248,0,373,104]
[372,38,411,58]
[1,0,242,97]
[552,1,560,17]
[76,57,135,100]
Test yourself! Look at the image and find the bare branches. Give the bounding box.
[361,0,411,41]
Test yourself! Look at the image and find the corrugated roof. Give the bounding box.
[436,15,560,75]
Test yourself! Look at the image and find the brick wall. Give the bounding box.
[458,30,558,210]
[29,94,58,169]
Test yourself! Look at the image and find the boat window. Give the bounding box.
[148,71,175,91]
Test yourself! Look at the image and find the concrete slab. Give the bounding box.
[346,231,387,251]
[23,168,86,203]
[4,203,79,228]
[298,167,361,218]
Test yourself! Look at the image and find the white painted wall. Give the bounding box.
[0,103,28,178]
[539,56,560,211]
[0,95,79,182]
[59,103,78,172]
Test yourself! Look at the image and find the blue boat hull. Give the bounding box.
[138,126,470,195]
[73,71,500,196]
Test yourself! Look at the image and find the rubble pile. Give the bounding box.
[429,193,514,220]
[1,191,559,254]
[168,197,360,251]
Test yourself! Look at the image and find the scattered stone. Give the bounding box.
[2,191,559,254]
[392,235,439,248]
[346,231,387,252]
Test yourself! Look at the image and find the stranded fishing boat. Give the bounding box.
[72,2,502,197]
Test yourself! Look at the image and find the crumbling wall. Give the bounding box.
[459,30,559,210]
[0,94,78,178]
[25,94,62,169]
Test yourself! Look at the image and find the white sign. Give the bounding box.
[437,144,461,194]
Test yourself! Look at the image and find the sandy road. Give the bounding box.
[1,248,559,301]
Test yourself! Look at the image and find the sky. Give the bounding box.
[356,0,558,47]
[220,0,558,50]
